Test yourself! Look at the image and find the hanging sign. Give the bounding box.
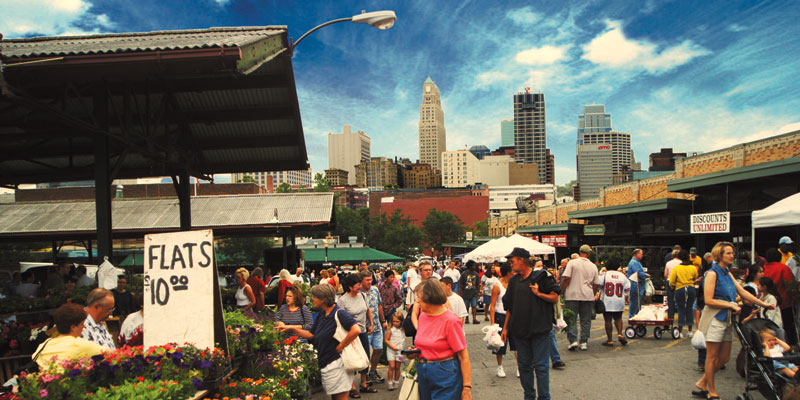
[144,229,222,350]
[541,235,568,247]
[584,225,605,236]
[690,212,730,234]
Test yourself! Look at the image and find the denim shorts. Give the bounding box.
[464,296,477,309]
[368,329,384,350]
[773,360,797,372]
[483,294,492,307]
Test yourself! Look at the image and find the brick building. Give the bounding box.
[401,163,441,189]
[324,168,349,186]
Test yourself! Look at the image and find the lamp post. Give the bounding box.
[290,10,397,52]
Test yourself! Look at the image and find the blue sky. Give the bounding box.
[3,0,800,185]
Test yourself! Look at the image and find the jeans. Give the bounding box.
[665,285,676,321]
[565,300,593,344]
[698,348,706,366]
[549,330,562,363]
[515,332,551,400]
[675,286,696,328]
[358,333,370,374]
[417,358,462,400]
[629,282,645,318]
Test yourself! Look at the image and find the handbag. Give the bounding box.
[398,360,420,400]
[403,308,417,337]
[333,310,369,372]
[594,299,606,314]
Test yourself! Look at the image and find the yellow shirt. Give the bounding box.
[780,250,794,265]
[33,335,105,370]
[690,255,702,268]
[669,263,699,291]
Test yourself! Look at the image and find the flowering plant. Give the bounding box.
[0,321,49,356]
[251,336,318,395]
[212,377,292,400]
[223,310,279,357]
[84,379,195,400]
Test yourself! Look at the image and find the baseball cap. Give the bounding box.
[689,247,698,255]
[779,236,794,245]
[505,247,531,259]
[579,244,592,254]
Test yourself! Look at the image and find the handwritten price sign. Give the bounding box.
[144,229,215,349]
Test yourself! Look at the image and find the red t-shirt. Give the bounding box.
[246,277,267,309]
[415,310,466,360]
[763,262,794,309]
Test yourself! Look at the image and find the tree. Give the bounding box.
[365,209,422,260]
[422,209,466,254]
[333,206,369,242]
[470,219,488,237]
[216,236,273,265]
[383,183,399,191]
[237,175,257,184]
[314,173,332,192]
[276,182,293,193]
[557,180,577,197]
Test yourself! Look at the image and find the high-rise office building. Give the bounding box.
[578,104,612,134]
[513,89,552,184]
[324,168,349,186]
[419,77,447,172]
[328,125,370,185]
[576,144,613,199]
[501,119,514,147]
[355,157,399,189]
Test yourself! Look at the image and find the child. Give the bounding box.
[384,311,406,390]
[760,328,799,379]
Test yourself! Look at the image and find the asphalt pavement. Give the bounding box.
[311,313,771,400]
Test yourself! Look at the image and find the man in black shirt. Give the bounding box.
[501,248,560,400]
[459,260,481,324]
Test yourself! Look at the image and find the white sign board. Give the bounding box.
[691,212,731,234]
[144,229,215,349]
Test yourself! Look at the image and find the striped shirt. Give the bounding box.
[276,304,313,331]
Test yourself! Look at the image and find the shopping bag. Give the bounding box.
[644,279,655,297]
[553,300,567,331]
[691,330,706,350]
[398,360,419,400]
[481,324,504,349]
[333,310,369,372]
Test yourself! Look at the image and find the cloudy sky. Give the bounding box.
[2,0,799,185]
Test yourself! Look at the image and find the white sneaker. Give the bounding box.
[688,331,694,338]
[568,342,579,351]
[579,343,588,351]
[680,332,685,339]
[496,365,506,378]
[516,368,520,378]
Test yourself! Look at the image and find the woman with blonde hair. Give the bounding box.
[234,267,256,311]
[693,242,775,400]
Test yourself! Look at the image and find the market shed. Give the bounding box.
[302,247,403,265]
[0,27,309,258]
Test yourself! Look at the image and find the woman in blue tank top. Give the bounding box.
[693,242,776,400]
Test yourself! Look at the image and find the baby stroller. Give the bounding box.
[733,317,800,400]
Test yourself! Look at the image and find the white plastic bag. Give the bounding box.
[97,257,119,290]
[644,279,655,296]
[691,330,706,350]
[553,301,567,330]
[481,324,504,349]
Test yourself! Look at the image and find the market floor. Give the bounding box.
[310,315,769,400]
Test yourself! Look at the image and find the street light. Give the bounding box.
[290,10,397,52]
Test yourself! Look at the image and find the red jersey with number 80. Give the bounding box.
[597,271,631,312]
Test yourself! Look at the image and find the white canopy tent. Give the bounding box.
[751,192,800,261]
[463,234,555,262]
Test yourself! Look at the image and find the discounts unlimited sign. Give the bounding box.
[691,212,731,234]
[540,235,567,247]
[144,229,217,349]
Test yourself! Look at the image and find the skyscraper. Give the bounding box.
[419,76,446,172]
[501,119,514,147]
[513,89,552,184]
[328,125,370,185]
[575,105,633,199]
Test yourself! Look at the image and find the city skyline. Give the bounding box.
[3,1,799,185]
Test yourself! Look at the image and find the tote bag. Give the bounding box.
[333,310,369,372]
[398,360,420,400]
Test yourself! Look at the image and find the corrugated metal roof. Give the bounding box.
[0,193,333,235]
[1,27,287,58]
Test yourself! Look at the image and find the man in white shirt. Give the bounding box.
[442,277,468,325]
[405,263,420,309]
[292,268,307,285]
[561,245,598,351]
[595,257,630,346]
[75,265,94,288]
[664,251,681,321]
[444,261,462,293]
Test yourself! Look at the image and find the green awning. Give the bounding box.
[303,247,403,264]
[668,157,800,193]
[568,198,693,219]
[516,223,584,234]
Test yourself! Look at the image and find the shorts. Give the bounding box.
[773,360,797,372]
[705,318,733,343]
[464,295,477,310]
[603,311,623,320]
[386,347,401,361]
[368,329,384,350]
[483,295,492,307]
[321,358,352,395]
[492,312,508,356]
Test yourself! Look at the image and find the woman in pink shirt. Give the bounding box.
[414,278,472,400]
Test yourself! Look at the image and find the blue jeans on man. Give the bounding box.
[417,358,462,400]
[515,331,551,400]
[564,300,593,345]
[665,285,676,321]
[549,330,562,364]
[629,282,645,318]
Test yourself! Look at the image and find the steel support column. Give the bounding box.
[94,86,113,260]
[282,235,288,269]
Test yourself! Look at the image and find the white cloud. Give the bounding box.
[475,70,512,88]
[727,23,747,32]
[506,6,543,25]
[214,0,231,6]
[710,122,800,150]
[0,0,112,37]
[582,20,710,74]
[515,45,570,65]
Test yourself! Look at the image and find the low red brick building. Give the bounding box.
[377,195,489,227]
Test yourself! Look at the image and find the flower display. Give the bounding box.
[0,321,49,356]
